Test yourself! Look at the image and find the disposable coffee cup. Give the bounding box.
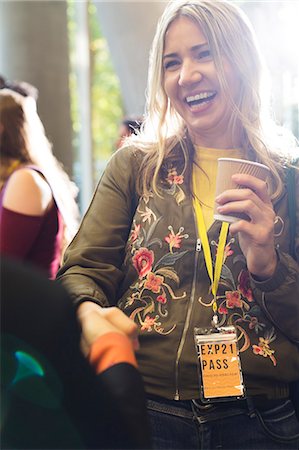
[214,158,270,223]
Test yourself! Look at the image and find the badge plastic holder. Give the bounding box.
[194,325,246,404]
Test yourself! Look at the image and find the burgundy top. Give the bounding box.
[0,167,64,279]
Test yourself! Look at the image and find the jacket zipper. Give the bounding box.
[174,237,201,400]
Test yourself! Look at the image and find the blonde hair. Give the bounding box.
[129,0,297,200]
[0,89,79,244]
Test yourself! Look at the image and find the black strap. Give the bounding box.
[285,163,299,418]
[286,165,297,259]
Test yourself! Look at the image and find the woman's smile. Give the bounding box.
[185,90,217,113]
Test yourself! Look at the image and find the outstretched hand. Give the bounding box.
[77,302,139,356]
[215,173,277,279]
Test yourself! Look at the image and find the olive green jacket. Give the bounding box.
[57,144,299,401]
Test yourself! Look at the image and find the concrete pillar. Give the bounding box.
[94,1,165,116]
[0,0,74,175]
[71,0,94,213]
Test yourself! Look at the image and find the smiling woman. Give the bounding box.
[163,15,241,148]
[57,1,299,449]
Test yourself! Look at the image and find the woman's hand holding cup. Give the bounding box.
[214,158,277,280]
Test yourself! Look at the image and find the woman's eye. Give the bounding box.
[164,60,179,70]
[198,50,211,60]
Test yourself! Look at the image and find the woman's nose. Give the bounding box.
[178,60,202,87]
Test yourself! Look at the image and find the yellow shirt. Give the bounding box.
[193,146,243,229]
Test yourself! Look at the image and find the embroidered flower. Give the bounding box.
[248,316,265,333]
[164,226,189,253]
[225,291,242,309]
[140,206,157,224]
[132,248,154,279]
[223,243,234,262]
[252,334,277,366]
[130,223,141,243]
[126,291,140,307]
[144,272,164,293]
[238,270,253,302]
[165,232,182,251]
[173,175,184,184]
[218,305,228,315]
[164,168,186,204]
[252,341,275,358]
[128,212,188,336]
[252,345,264,356]
[249,317,256,328]
[166,169,184,185]
[213,237,234,264]
[157,294,167,304]
[141,315,157,331]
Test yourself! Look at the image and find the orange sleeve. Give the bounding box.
[88,332,138,374]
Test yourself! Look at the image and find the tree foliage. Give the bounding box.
[89,1,123,169]
[67,0,123,188]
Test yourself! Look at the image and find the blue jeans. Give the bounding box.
[147,396,299,449]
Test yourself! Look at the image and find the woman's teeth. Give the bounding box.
[186,92,216,106]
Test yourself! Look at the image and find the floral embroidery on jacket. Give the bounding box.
[164,167,185,204]
[165,226,189,253]
[126,168,279,365]
[166,169,184,186]
[137,195,157,224]
[132,248,154,279]
[199,236,277,365]
[252,328,277,366]
[126,200,189,335]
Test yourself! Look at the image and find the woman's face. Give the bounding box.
[163,15,241,148]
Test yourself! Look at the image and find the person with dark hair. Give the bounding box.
[57,1,299,448]
[0,84,80,278]
[1,256,150,449]
[116,116,143,149]
[0,74,39,100]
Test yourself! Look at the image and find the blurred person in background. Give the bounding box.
[116,116,143,149]
[0,75,39,101]
[1,256,150,449]
[0,78,80,278]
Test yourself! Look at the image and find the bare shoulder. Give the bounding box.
[2,168,53,216]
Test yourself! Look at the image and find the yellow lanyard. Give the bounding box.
[192,172,229,317]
